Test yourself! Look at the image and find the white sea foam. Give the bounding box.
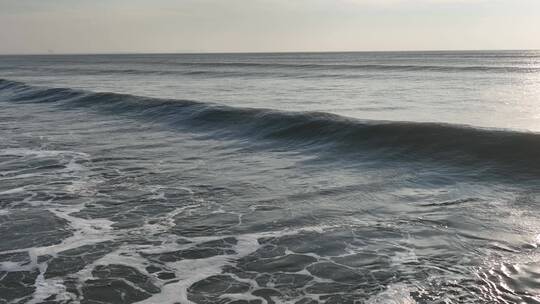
[27,271,72,304]
[366,283,417,304]
[137,225,336,304]
[40,208,115,254]
[0,186,26,195]
[0,148,89,158]
[0,261,25,272]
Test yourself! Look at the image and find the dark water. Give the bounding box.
[1,51,540,304]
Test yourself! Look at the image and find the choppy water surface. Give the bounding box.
[1,51,540,304]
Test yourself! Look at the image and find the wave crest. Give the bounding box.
[2,78,540,176]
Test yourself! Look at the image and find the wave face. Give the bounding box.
[2,78,540,177]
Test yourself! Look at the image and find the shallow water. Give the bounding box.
[1,52,540,304]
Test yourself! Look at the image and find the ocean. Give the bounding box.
[1,51,540,303]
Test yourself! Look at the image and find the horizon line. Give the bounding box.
[0,48,539,56]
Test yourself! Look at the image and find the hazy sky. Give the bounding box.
[1,0,539,54]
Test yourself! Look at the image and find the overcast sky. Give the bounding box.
[1,0,539,54]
